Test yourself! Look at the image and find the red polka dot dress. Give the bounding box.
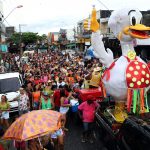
[126,59,150,113]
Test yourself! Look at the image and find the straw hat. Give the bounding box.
[94,67,101,72]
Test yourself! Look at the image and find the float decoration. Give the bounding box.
[84,6,150,122]
[126,59,150,113]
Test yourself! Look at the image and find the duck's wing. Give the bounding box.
[91,31,114,68]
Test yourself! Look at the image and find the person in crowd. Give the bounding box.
[0,65,6,73]
[78,95,100,143]
[32,85,41,110]
[67,74,74,87]
[14,139,27,150]
[41,71,48,84]
[51,116,66,150]
[16,59,21,69]
[41,134,54,150]
[24,74,31,87]
[4,60,10,72]
[53,87,63,112]
[14,88,30,116]
[0,95,10,128]
[25,82,34,110]
[57,77,66,89]
[34,76,41,85]
[39,92,54,110]
[27,139,43,150]
[59,89,72,130]
[51,128,64,150]
[43,81,54,97]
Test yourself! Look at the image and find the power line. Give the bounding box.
[5,19,10,26]
[96,0,111,12]
[0,10,11,26]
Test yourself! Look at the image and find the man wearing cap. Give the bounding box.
[39,92,54,110]
[78,95,100,143]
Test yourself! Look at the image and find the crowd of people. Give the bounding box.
[0,49,102,150]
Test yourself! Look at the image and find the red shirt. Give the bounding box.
[53,89,69,107]
[0,144,4,150]
[34,79,41,85]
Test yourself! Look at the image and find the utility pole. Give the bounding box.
[19,24,26,55]
[73,27,77,50]
[19,24,22,55]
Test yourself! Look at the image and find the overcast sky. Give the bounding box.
[1,0,150,35]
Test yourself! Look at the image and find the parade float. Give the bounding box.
[80,6,150,149]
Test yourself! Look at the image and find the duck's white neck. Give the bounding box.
[120,41,135,56]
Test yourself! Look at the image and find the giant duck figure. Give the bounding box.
[84,7,150,122]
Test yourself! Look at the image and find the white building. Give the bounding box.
[66,29,75,42]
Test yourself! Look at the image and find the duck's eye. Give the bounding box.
[132,17,136,26]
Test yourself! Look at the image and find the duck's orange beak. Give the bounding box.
[123,24,150,39]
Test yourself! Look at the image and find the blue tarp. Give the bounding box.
[86,46,94,58]
[0,44,8,52]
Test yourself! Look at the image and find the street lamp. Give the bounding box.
[2,5,23,23]
[0,5,23,53]
[19,24,27,55]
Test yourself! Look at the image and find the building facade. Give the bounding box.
[5,26,15,39]
[0,0,7,52]
[76,10,113,51]
[47,32,59,45]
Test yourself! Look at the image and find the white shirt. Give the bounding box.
[57,81,66,88]
[19,93,29,110]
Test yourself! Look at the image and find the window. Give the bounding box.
[0,77,21,94]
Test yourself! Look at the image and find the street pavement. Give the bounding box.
[64,112,107,150]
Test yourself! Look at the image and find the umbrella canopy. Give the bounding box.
[3,110,62,141]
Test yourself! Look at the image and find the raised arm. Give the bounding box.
[91,32,114,68]
[84,6,114,68]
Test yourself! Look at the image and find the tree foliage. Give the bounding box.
[22,32,38,44]
[10,33,20,44]
[41,34,47,40]
[10,32,47,45]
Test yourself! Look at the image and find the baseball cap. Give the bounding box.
[43,92,49,96]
